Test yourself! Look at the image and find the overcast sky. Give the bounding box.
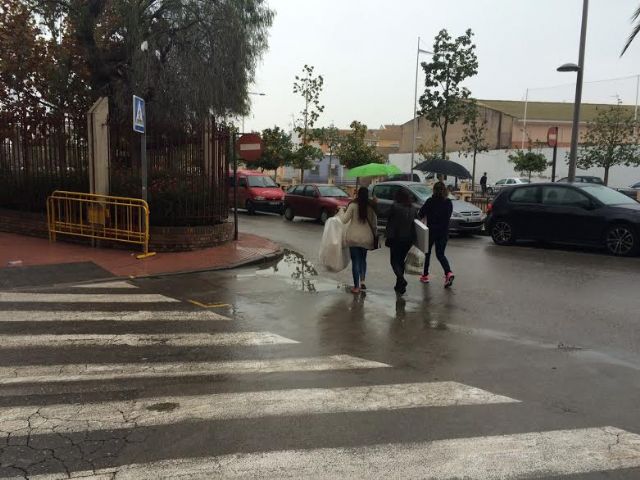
[244,0,640,133]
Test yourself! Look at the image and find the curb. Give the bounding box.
[1,246,285,292]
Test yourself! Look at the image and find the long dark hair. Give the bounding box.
[395,188,412,206]
[356,186,369,223]
[432,181,448,200]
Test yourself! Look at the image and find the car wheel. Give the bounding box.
[491,220,515,245]
[319,209,330,225]
[245,200,256,215]
[604,224,638,256]
[284,206,294,221]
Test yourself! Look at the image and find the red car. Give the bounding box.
[284,184,351,224]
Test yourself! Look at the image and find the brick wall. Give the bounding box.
[0,209,48,238]
[149,223,234,252]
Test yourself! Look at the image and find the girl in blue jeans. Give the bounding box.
[418,181,455,288]
[339,187,378,293]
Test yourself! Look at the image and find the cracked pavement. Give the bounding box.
[0,216,640,478]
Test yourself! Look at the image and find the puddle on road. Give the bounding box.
[237,250,340,293]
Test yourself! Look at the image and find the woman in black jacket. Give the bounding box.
[385,188,417,295]
[418,181,455,288]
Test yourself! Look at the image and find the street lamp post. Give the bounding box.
[410,37,435,176]
[243,92,266,133]
[557,0,589,182]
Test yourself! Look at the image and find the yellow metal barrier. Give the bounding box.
[47,191,156,259]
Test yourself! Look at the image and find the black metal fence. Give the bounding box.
[0,117,88,212]
[109,119,230,226]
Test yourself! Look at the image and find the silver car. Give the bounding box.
[371,181,485,235]
[488,177,531,194]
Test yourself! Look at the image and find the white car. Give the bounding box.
[488,177,531,194]
[630,181,640,190]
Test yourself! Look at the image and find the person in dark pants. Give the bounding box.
[480,172,488,195]
[418,181,455,288]
[385,189,417,295]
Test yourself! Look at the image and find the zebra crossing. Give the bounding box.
[1,279,640,479]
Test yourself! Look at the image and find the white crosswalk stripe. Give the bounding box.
[0,355,390,385]
[74,280,138,289]
[26,427,640,480]
[0,381,518,435]
[2,282,640,479]
[0,310,230,322]
[0,332,298,348]
[0,292,178,303]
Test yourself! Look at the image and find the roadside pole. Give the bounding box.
[232,131,238,241]
[133,95,147,201]
[548,126,558,182]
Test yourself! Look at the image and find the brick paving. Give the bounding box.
[0,232,281,279]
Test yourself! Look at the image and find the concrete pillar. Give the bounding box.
[87,97,109,195]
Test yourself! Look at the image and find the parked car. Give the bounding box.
[228,170,284,215]
[284,184,351,224]
[557,175,604,184]
[486,183,640,256]
[371,181,485,235]
[630,181,640,190]
[488,177,531,194]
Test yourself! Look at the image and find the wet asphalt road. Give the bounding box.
[0,211,639,478]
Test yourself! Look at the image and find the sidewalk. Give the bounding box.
[0,232,282,280]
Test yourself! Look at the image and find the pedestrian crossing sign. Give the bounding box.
[133,95,145,133]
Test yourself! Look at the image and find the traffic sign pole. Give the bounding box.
[141,131,147,202]
[232,131,238,241]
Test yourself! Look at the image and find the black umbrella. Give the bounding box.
[414,159,472,179]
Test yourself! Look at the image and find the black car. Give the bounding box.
[486,183,640,256]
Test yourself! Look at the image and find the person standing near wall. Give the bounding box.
[480,172,488,195]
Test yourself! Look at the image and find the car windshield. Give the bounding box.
[518,178,531,183]
[410,184,432,200]
[247,175,278,188]
[579,185,637,205]
[317,186,348,197]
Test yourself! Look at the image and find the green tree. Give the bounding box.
[508,149,548,180]
[26,0,274,124]
[336,121,383,170]
[291,143,323,182]
[293,65,324,145]
[418,29,479,160]
[312,125,342,183]
[574,102,640,185]
[249,126,294,172]
[458,100,490,188]
[622,4,640,55]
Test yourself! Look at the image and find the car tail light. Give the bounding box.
[486,202,493,214]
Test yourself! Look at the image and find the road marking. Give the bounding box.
[0,355,390,385]
[0,310,230,322]
[0,382,517,435]
[0,332,298,348]
[189,299,231,308]
[74,281,138,289]
[0,293,178,303]
[28,427,640,480]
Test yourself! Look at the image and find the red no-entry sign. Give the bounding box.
[236,133,263,162]
[547,127,558,148]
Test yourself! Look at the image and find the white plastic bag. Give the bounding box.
[319,216,350,272]
[405,245,425,275]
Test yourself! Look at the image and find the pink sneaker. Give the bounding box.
[419,275,430,284]
[444,272,455,288]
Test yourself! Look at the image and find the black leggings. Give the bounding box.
[423,235,452,276]
[390,240,412,288]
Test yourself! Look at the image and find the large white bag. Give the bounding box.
[413,219,429,252]
[319,216,350,272]
[405,245,425,274]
